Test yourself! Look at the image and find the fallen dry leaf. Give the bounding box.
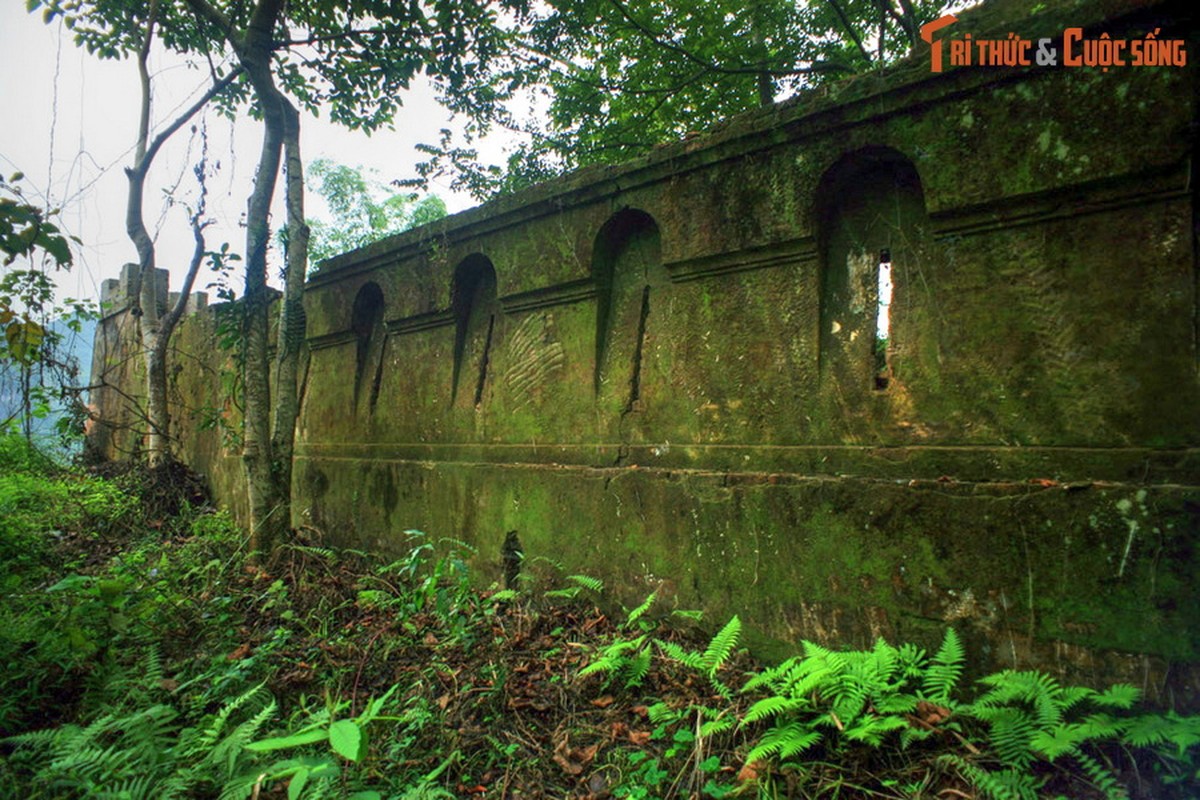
[737,760,767,783]
[591,695,615,708]
[553,738,599,776]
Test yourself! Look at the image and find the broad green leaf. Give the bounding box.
[288,767,309,800]
[246,728,328,752]
[329,719,364,762]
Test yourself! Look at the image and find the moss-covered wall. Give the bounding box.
[94,0,1199,701]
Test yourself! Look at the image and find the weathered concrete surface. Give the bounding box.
[93,0,1199,703]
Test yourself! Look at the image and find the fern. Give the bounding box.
[745,721,822,763]
[971,705,1038,767]
[580,634,654,689]
[544,574,604,600]
[700,616,741,678]
[656,616,741,700]
[1073,751,1127,800]
[941,756,1042,800]
[1121,710,1200,754]
[1094,683,1140,710]
[921,628,964,705]
[622,590,658,631]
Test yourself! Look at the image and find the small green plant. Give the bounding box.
[239,685,400,799]
[739,629,963,764]
[735,629,1200,800]
[944,671,1200,800]
[3,654,276,800]
[544,573,605,600]
[579,590,660,689]
[657,615,742,701]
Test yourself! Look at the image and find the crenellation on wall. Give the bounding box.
[87,263,226,463]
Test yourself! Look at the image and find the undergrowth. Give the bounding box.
[0,434,1197,799]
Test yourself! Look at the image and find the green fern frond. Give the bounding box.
[1031,722,1093,759]
[1093,684,1140,710]
[973,706,1036,768]
[746,722,821,763]
[565,574,604,593]
[699,716,735,737]
[843,714,908,746]
[579,635,647,682]
[656,640,703,670]
[701,616,741,677]
[646,702,681,724]
[1121,711,1200,755]
[624,647,653,688]
[741,696,806,725]
[623,591,658,631]
[922,628,964,704]
[400,783,458,800]
[1073,751,1127,800]
[953,760,1042,800]
[282,543,338,564]
[741,658,797,694]
[874,692,919,715]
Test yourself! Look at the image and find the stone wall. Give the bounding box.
[93,0,1199,702]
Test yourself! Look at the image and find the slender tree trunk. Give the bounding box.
[184,0,299,552]
[271,102,309,509]
[240,105,284,553]
[123,0,238,468]
[238,0,291,552]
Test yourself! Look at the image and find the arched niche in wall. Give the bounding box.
[351,281,386,414]
[592,209,667,414]
[815,148,929,407]
[450,254,500,408]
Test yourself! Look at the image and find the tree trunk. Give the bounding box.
[184,0,298,553]
[271,101,309,510]
[124,1,238,469]
[240,104,285,553]
[238,0,291,553]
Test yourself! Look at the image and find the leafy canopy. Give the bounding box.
[34,0,533,135]
[305,159,447,265]
[415,0,951,198]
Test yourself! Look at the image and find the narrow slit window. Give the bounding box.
[874,249,892,390]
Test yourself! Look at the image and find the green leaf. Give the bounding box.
[288,767,309,800]
[246,727,328,752]
[329,719,364,762]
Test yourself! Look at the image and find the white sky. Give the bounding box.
[0,3,510,306]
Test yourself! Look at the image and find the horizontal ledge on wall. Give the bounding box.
[292,442,1200,486]
[386,310,455,336]
[666,237,818,283]
[501,279,598,314]
[931,165,1189,240]
[307,330,357,352]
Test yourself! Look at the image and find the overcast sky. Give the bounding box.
[0,3,509,307]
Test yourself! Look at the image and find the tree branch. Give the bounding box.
[604,0,852,78]
[824,0,873,65]
[141,67,244,176]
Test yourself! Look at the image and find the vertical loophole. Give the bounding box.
[874,248,892,391]
[474,313,496,408]
[450,255,498,406]
[626,285,652,412]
